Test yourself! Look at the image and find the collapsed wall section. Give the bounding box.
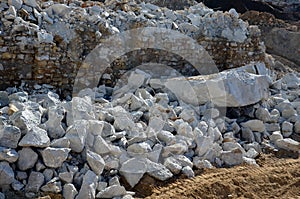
[0,0,265,96]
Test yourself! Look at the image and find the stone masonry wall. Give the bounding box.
[0,0,266,97]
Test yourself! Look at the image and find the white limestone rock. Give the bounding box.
[270,109,280,123]
[65,120,89,153]
[195,132,214,157]
[147,160,173,181]
[162,143,188,157]
[245,148,259,159]
[96,185,127,198]
[265,123,280,132]
[63,183,78,199]
[270,131,283,143]
[8,0,23,10]
[221,148,244,166]
[157,130,176,145]
[10,107,41,134]
[86,150,105,175]
[127,142,152,156]
[275,138,300,152]
[0,147,18,163]
[66,97,95,126]
[0,125,21,148]
[0,161,15,187]
[17,147,38,171]
[148,144,163,163]
[163,157,182,174]
[25,171,44,193]
[41,147,70,168]
[41,177,62,193]
[50,137,70,148]
[59,172,73,184]
[18,126,50,148]
[255,107,271,122]
[281,73,300,89]
[93,135,112,155]
[177,122,194,139]
[173,155,193,168]
[164,69,270,107]
[8,92,28,102]
[241,120,265,133]
[114,113,135,132]
[182,166,194,178]
[281,121,293,137]
[193,157,213,169]
[119,158,147,187]
[75,170,98,199]
[222,142,246,154]
[23,0,38,8]
[42,106,66,139]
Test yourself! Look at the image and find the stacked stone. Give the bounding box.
[0,63,299,198]
[0,0,265,95]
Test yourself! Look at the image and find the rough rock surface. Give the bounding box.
[41,147,70,168]
[17,147,38,171]
[0,161,15,187]
[0,64,299,199]
[0,0,299,198]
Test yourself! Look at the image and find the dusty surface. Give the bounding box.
[130,154,300,199]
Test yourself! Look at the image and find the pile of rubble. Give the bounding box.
[0,62,300,198]
[0,0,299,199]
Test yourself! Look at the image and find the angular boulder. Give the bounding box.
[75,170,98,199]
[0,125,21,148]
[0,161,15,188]
[119,158,147,187]
[163,69,270,107]
[41,147,70,168]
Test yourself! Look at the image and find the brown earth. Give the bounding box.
[131,154,300,199]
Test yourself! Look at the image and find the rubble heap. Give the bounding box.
[0,63,299,198]
[0,0,299,199]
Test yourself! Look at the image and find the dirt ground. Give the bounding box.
[131,154,300,199]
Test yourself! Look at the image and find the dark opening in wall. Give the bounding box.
[98,48,198,87]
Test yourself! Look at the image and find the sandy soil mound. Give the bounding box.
[132,154,300,198]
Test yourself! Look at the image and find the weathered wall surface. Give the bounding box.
[241,11,300,68]
[0,0,265,96]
